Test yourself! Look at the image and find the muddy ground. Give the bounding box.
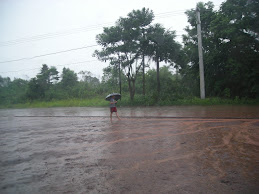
[0,106,258,193]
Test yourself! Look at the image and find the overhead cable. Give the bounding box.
[0,59,99,73]
[0,45,98,64]
[0,10,188,47]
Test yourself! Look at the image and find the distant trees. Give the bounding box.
[101,66,127,95]
[0,76,28,104]
[26,64,59,100]
[145,66,183,101]
[23,64,100,102]
[60,68,78,90]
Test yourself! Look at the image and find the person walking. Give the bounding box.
[110,95,121,123]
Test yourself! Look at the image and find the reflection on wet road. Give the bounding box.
[0,106,258,193]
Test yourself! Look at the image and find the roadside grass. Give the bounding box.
[0,96,258,109]
[119,95,258,106]
[1,98,107,109]
[166,97,259,106]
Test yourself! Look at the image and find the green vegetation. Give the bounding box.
[0,98,107,109]
[1,96,257,109]
[0,0,258,109]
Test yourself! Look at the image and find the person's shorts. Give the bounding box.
[110,107,117,113]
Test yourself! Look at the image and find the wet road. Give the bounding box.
[0,106,258,193]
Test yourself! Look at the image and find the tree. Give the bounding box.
[182,2,216,97]
[210,0,259,98]
[145,66,184,101]
[182,1,258,98]
[0,76,11,87]
[37,64,59,85]
[77,71,101,98]
[34,64,59,99]
[127,8,154,96]
[60,67,78,89]
[147,24,181,98]
[94,8,154,100]
[0,76,28,104]
[26,78,42,100]
[101,66,128,96]
[79,71,100,87]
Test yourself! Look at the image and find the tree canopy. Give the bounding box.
[94,7,181,100]
[181,0,259,98]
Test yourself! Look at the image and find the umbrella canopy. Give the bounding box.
[105,93,121,101]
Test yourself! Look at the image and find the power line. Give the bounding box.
[0,59,99,73]
[155,11,186,19]
[0,44,98,64]
[0,10,188,47]
[0,23,114,47]
[0,6,215,66]
[0,5,222,47]
[0,29,185,65]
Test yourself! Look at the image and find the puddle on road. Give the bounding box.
[0,106,258,193]
[0,105,258,118]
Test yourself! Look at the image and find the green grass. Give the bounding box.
[170,97,258,106]
[0,98,107,109]
[120,95,258,106]
[0,96,258,109]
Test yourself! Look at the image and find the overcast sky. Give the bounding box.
[0,0,226,80]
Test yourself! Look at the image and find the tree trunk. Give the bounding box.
[128,78,136,101]
[118,62,122,95]
[156,57,160,95]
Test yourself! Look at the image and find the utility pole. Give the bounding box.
[142,28,146,96]
[118,57,122,96]
[196,7,205,99]
[142,54,145,96]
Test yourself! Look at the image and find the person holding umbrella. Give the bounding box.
[106,93,121,122]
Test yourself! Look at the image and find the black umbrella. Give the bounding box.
[105,93,121,101]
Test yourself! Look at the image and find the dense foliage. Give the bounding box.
[94,8,182,100]
[0,0,258,107]
[182,0,258,98]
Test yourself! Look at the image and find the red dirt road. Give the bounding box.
[0,107,258,193]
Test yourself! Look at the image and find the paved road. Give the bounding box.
[0,106,258,193]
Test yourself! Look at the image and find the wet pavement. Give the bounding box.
[0,106,258,193]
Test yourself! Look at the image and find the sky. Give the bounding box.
[0,0,226,81]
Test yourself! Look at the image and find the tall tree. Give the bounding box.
[60,67,78,89]
[26,64,59,100]
[94,8,154,100]
[147,24,180,97]
[36,64,59,93]
[58,67,79,98]
[128,8,154,96]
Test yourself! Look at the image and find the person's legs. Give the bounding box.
[115,112,121,120]
[110,112,113,123]
[110,107,120,122]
